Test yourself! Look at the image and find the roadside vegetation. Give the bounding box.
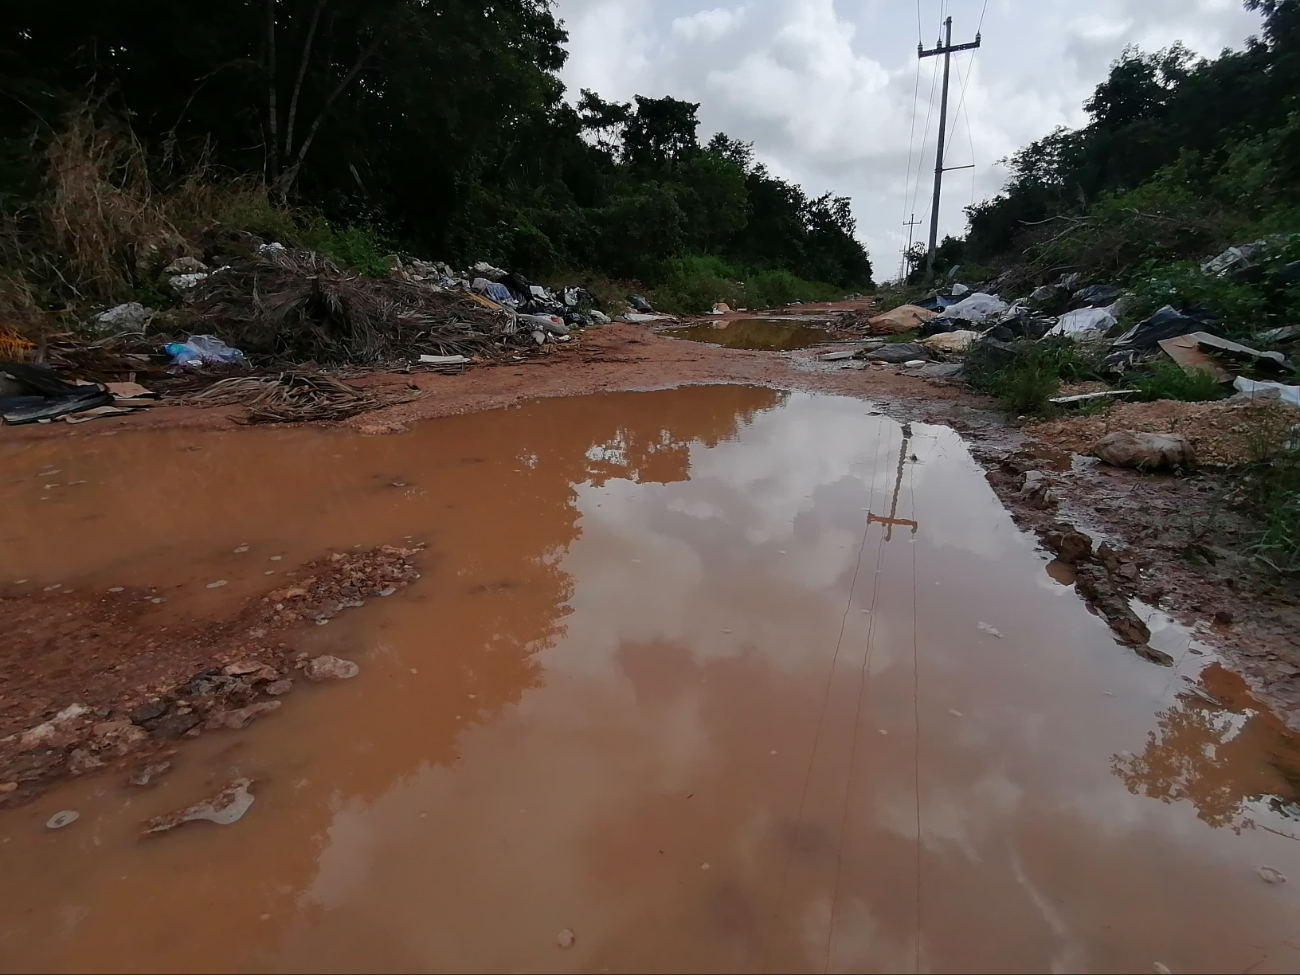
[0,2,871,338]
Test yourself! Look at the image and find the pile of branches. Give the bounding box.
[186,249,529,366]
[181,373,419,424]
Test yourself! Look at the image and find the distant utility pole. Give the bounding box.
[919,16,980,282]
[900,213,922,281]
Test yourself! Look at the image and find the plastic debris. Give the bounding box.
[945,292,1009,323]
[145,779,255,833]
[1049,306,1117,340]
[1233,376,1300,407]
[1258,866,1287,885]
[868,305,936,334]
[165,335,249,369]
[92,302,153,334]
[920,329,980,353]
[46,810,79,829]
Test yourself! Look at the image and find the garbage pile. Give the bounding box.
[1,239,628,425]
[185,248,539,366]
[866,236,1300,402]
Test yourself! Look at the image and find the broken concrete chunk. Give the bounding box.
[1093,431,1194,471]
[204,700,282,730]
[145,778,255,834]
[304,655,360,681]
[128,761,173,787]
[264,679,294,696]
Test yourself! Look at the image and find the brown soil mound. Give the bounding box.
[1026,399,1300,466]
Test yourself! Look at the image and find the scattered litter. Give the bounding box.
[949,709,964,717]
[862,343,931,364]
[1049,306,1116,340]
[206,580,228,589]
[977,622,1004,639]
[92,302,154,334]
[920,329,979,353]
[1049,389,1138,406]
[145,779,255,834]
[945,292,1009,324]
[1092,431,1195,470]
[128,761,173,787]
[557,929,576,949]
[868,304,936,334]
[1108,306,1217,366]
[46,810,79,830]
[108,586,124,593]
[234,546,249,553]
[1072,284,1124,307]
[0,361,112,425]
[700,863,711,870]
[820,349,859,361]
[164,334,248,370]
[418,354,472,366]
[270,555,283,561]
[1153,964,1171,974]
[1258,866,1287,885]
[304,655,360,681]
[205,701,282,730]
[1233,376,1300,407]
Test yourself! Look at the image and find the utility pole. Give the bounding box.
[919,16,980,282]
[900,213,922,281]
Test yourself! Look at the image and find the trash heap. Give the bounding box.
[0,239,624,426]
[864,237,1300,405]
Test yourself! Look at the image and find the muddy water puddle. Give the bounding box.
[666,318,836,350]
[2,386,1300,973]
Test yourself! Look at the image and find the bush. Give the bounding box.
[1123,260,1274,338]
[646,254,845,314]
[964,337,1104,414]
[298,220,395,278]
[1133,361,1230,402]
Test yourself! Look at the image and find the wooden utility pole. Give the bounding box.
[900,213,922,281]
[919,17,981,281]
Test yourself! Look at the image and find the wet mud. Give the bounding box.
[2,387,1299,973]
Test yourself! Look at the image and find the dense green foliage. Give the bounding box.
[961,0,1300,287]
[0,1,873,297]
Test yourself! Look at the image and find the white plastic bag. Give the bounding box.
[1048,307,1117,340]
[945,292,1008,323]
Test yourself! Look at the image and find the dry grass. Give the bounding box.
[41,105,186,299]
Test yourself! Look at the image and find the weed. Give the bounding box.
[964,337,1104,415]
[1133,361,1230,402]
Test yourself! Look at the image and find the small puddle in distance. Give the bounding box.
[666,318,836,350]
[2,385,1300,974]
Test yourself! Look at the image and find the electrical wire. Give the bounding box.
[977,0,991,34]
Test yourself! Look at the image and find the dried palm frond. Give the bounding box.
[187,249,526,366]
[182,372,418,424]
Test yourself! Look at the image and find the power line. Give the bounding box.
[977,0,991,34]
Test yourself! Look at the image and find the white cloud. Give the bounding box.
[555,0,1262,281]
[672,6,745,43]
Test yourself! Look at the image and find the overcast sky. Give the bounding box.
[552,0,1263,281]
